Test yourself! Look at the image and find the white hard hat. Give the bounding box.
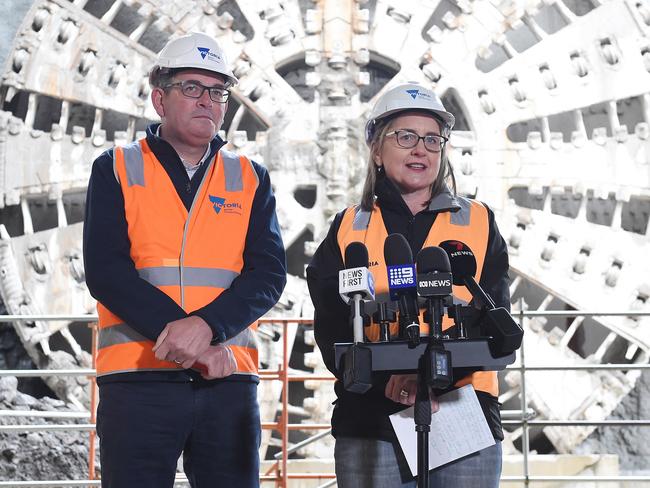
[153,32,238,86]
[365,83,455,145]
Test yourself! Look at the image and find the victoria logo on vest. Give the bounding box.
[209,194,242,215]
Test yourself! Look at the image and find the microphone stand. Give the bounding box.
[414,346,432,488]
[373,302,396,342]
[398,294,421,348]
[414,296,452,488]
[351,293,365,343]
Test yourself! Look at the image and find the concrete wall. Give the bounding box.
[0,0,34,73]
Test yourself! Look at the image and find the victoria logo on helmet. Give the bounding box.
[196,47,223,63]
[405,89,432,101]
[406,89,419,100]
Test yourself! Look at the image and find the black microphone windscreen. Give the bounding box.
[384,233,413,266]
[439,240,477,285]
[344,241,369,268]
[416,246,451,273]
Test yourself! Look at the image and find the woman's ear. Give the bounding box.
[372,147,381,166]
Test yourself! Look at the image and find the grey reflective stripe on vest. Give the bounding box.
[99,322,257,351]
[98,323,148,349]
[223,327,257,350]
[138,266,239,288]
[428,188,461,213]
[113,141,145,187]
[452,295,469,306]
[353,208,371,231]
[221,150,243,192]
[450,196,471,226]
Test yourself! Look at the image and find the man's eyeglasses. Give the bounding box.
[385,130,448,153]
[164,80,230,103]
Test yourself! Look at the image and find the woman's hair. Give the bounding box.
[359,111,457,211]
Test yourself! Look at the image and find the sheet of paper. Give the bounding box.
[389,384,495,476]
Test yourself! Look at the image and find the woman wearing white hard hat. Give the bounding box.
[307,82,510,487]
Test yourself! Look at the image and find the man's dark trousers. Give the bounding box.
[97,378,260,487]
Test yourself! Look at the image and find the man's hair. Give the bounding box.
[148,66,179,89]
[360,112,456,211]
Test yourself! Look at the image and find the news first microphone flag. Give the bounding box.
[339,267,375,304]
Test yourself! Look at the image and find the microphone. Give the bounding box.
[439,240,523,355]
[416,246,453,339]
[339,242,375,343]
[384,234,420,347]
[416,246,454,388]
[438,241,492,306]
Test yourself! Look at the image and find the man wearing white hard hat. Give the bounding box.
[307,82,510,486]
[84,32,286,487]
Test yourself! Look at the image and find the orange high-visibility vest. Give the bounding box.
[96,138,259,377]
[336,199,498,396]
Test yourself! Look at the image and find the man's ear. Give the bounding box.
[151,87,165,118]
[214,100,228,130]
